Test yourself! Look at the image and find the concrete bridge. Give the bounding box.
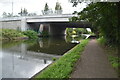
[0,14,91,36]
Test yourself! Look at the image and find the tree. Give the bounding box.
[23,8,28,16]
[70,2,119,45]
[44,3,49,11]
[2,12,7,18]
[2,12,13,17]
[18,8,23,16]
[55,2,62,14]
[55,2,62,10]
[42,3,50,15]
[18,8,28,16]
[28,13,37,16]
[7,13,12,17]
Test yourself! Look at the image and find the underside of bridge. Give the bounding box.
[27,22,91,36]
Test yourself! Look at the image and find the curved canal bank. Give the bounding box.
[1,37,79,78]
[34,39,89,78]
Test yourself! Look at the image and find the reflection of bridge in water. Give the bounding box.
[3,42,61,61]
[1,14,91,36]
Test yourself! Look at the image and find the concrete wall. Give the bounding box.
[1,20,21,30]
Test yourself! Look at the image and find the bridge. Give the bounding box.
[0,14,91,36]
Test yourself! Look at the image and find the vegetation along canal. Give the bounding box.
[1,36,81,78]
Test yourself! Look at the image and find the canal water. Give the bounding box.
[1,36,79,78]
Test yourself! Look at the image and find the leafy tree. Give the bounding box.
[44,3,49,11]
[55,2,62,14]
[55,2,62,10]
[2,12,7,18]
[2,12,13,17]
[70,2,119,45]
[18,8,28,16]
[28,13,37,16]
[23,8,28,16]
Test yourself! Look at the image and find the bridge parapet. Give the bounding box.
[0,14,77,22]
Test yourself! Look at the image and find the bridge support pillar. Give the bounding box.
[21,18,29,31]
[39,23,66,36]
[39,24,50,36]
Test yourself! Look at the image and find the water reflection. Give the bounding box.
[1,36,77,78]
[28,37,76,55]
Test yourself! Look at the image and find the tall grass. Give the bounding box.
[1,29,38,40]
[98,37,120,77]
[2,29,27,40]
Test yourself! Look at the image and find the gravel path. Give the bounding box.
[71,39,118,78]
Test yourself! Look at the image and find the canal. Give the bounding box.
[1,36,81,78]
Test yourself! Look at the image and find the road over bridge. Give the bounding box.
[0,14,91,36]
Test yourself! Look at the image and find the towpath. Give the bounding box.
[71,39,118,78]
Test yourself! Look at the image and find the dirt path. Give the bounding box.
[71,39,118,78]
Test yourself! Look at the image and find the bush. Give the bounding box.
[97,37,107,45]
[109,56,120,68]
[41,31,49,37]
[2,29,27,40]
[22,30,38,39]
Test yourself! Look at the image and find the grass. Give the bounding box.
[98,37,120,76]
[1,29,27,40]
[35,39,89,78]
[22,30,38,39]
[1,29,38,40]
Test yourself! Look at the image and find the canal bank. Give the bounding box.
[71,39,118,78]
[1,37,78,78]
[34,39,89,78]
[1,29,38,40]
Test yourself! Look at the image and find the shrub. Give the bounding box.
[2,29,27,40]
[22,30,38,39]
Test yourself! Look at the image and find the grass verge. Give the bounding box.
[1,29,38,40]
[35,39,89,78]
[98,37,120,77]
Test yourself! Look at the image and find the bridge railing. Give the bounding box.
[0,14,78,21]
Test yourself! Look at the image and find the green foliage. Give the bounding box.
[2,29,27,40]
[69,16,78,22]
[66,28,89,36]
[52,57,57,61]
[109,56,120,68]
[55,2,62,10]
[98,37,120,76]
[40,31,49,37]
[97,37,107,45]
[22,30,38,39]
[35,39,89,78]
[71,2,119,45]
[44,3,49,11]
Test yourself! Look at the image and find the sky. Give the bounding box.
[0,0,88,17]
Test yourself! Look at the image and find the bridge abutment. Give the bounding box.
[38,23,66,36]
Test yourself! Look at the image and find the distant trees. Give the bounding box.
[18,8,37,16]
[18,8,28,16]
[42,2,62,15]
[42,3,53,15]
[70,2,119,45]
[44,3,49,12]
[2,12,13,18]
[28,13,37,16]
[66,28,89,36]
[55,2,62,14]
[2,12,7,18]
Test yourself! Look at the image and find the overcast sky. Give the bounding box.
[0,0,87,17]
